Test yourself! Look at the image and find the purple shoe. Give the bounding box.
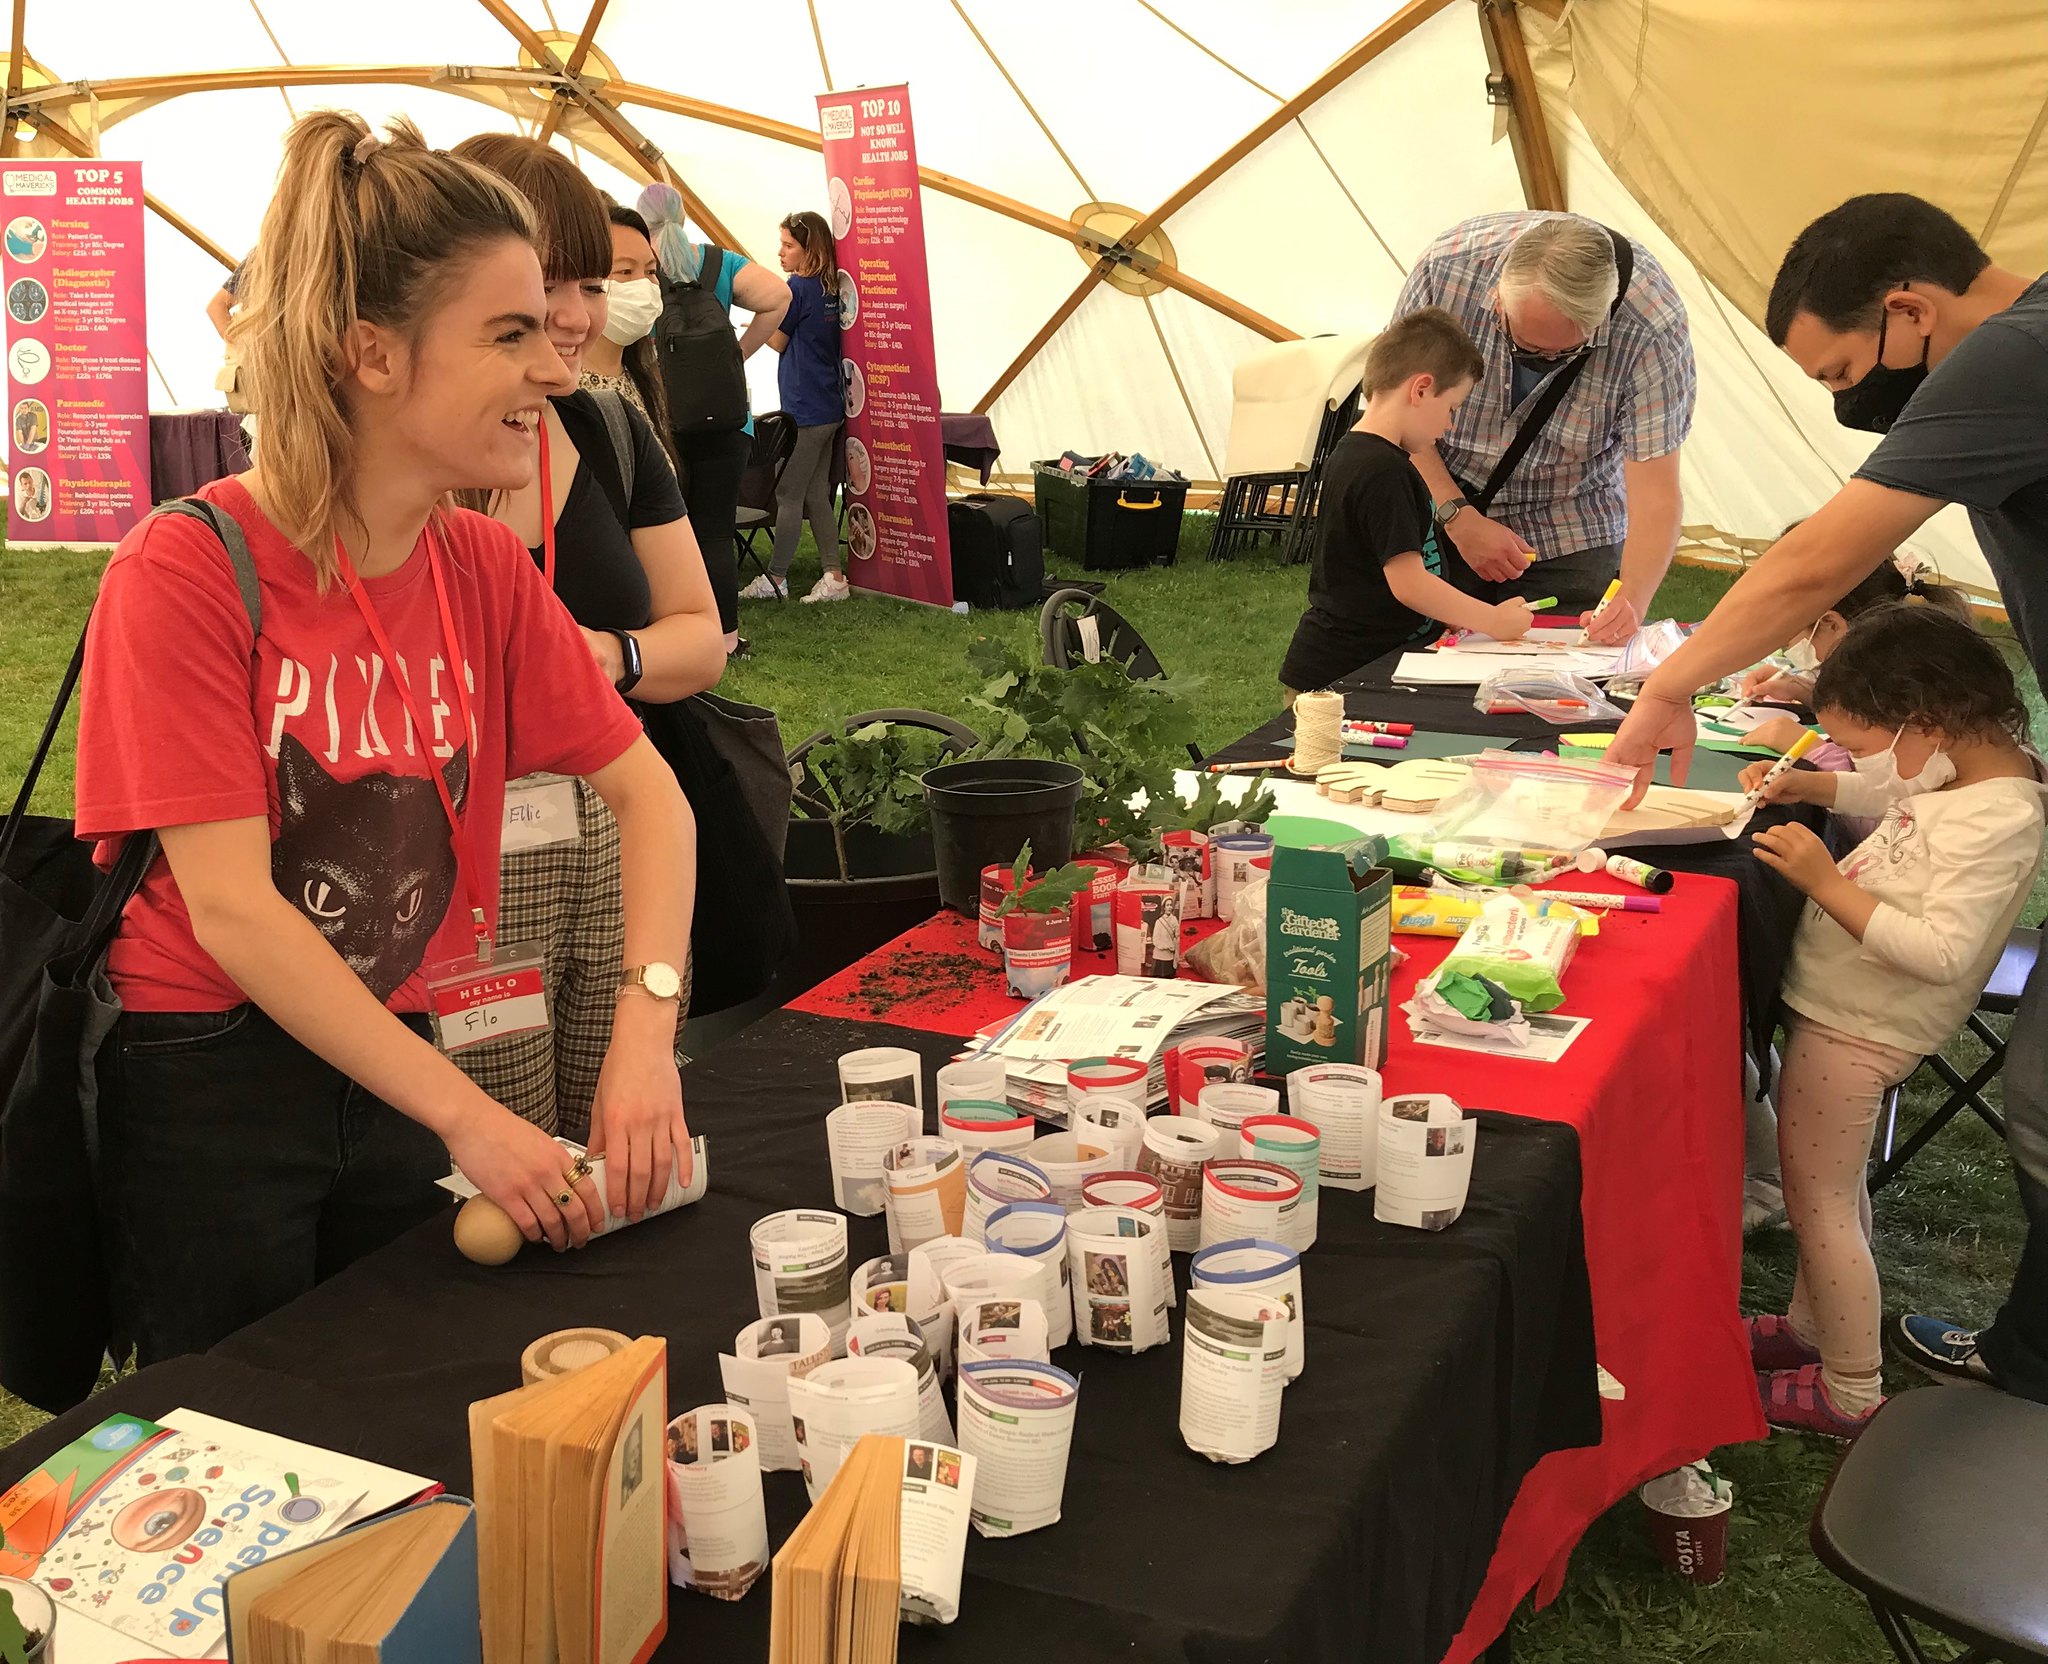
[1746,1313,1821,1372]
[1758,1364,1880,1440]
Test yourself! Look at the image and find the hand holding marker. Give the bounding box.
[1580,578,1624,641]
[1744,728,1823,806]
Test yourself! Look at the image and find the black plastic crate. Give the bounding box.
[1032,459,1187,570]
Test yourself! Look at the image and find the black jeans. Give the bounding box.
[1979,953,2048,1402]
[1461,540,1624,615]
[671,425,753,635]
[100,1005,449,1364]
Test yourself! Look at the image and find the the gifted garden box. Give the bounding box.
[1264,839,1394,1074]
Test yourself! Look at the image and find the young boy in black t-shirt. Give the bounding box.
[1281,308,1536,696]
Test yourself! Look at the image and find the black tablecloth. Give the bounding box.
[149,409,249,503]
[940,412,1001,486]
[2,1010,1597,1664]
[1203,659,1819,1070]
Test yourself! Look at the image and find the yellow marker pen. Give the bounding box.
[1744,727,1823,805]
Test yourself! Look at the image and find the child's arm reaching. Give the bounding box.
[1383,552,1535,641]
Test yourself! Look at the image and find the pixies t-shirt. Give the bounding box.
[75,476,645,1013]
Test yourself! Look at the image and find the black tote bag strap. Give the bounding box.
[1468,225,1635,517]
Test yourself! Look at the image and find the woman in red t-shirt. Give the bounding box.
[74,111,697,1365]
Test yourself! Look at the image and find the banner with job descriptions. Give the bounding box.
[2,160,150,549]
[816,85,953,609]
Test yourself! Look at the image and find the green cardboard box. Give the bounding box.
[1264,837,1394,1074]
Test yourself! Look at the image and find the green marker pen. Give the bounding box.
[1527,597,1559,612]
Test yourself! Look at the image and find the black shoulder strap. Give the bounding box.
[591,388,637,507]
[1469,224,1635,516]
[1,497,263,906]
[682,243,723,293]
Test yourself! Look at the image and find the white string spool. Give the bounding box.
[1292,690,1345,775]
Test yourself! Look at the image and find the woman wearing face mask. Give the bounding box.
[581,202,673,452]
[447,135,724,1142]
[74,113,696,1364]
[1733,606,2044,1438]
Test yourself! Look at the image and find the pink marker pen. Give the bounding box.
[1535,889,1662,914]
[1355,734,1408,751]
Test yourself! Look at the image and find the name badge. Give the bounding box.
[426,941,551,1053]
[503,776,580,853]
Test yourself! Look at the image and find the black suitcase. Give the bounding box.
[948,494,1044,611]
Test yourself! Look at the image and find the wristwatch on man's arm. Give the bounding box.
[1433,494,1470,529]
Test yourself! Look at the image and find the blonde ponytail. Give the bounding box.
[228,111,534,587]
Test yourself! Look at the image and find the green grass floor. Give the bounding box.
[2,512,2040,1662]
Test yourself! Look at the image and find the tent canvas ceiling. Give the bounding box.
[1,0,2030,596]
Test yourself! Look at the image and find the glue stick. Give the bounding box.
[1605,853,1675,894]
[1576,847,1607,875]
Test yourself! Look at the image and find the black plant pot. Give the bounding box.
[922,759,1086,914]
[780,818,945,997]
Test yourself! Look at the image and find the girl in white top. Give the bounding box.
[1740,604,2044,1437]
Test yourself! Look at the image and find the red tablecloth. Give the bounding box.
[792,873,1764,1658]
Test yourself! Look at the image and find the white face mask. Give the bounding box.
[602,277,661,346]
[1851,726,1957,800]
[1780,623,1823,676]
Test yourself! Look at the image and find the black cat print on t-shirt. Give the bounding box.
[271,732,470,1002]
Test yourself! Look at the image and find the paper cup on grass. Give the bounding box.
[1080,1170,1175,1305]
[1066,1055,1148,1119]
[1164,1037,1253,1118]
[1195,1081,1281,1141]
[1199,1159,1302,1250]
[837,1045,924,1113]
[1191,1238,1303,1381]
[750,1209,852,1353]
[882,1136,966,1251]
[1640,1463,1733,1586]
[937,1056,1008,1115]
[1026,1131,1114,1211]
[963,1150,1054,1245]
[826,1099,920,1215]
[1180,1288,1291,1463]
[983,1200,1072,1349]
[1066,1206,1170,1351]
[1238,1115,1320,1249]
[1138,1115,1224,1252]
[1287,1063,1382,1192]
[1075,1098,1145,1168]
[785,1356,922,1503]
[957,1358,1080,1536]
[938,1097,1035,1156]
[666,1404,769,1598]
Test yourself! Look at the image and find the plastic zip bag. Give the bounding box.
[1475,667,1624,725]
[1421,750,1637,868]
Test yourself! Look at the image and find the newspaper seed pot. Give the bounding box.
[1002,902,1073,1000]
[978,861,1025,951]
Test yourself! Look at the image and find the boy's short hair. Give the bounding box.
[1364,308,1486,398]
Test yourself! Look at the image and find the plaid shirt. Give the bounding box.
[1392,211,1696,558]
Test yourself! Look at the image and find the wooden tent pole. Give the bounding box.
[1477,0,1565,212]
[536,0,611,145]
[33,110,237,267]
[1,0,28,161]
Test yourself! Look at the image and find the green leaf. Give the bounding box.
[0,1588,31,1664]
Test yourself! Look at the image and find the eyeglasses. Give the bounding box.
[1494,298,1589,363]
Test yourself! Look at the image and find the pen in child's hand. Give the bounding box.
[1527,597,1558,612]
[1744,728,1823,803]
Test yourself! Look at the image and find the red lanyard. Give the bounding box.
[334,524,493,963]
[538,413,556,590]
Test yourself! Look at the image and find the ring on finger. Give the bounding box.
[567,1154,595,1183]
[552,1186,575,1209]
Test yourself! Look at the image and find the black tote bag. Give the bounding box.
[0,499,259,1410]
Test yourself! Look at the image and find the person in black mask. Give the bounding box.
[1605,192,2048,1410]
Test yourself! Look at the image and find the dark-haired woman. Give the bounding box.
[581,204,671,448]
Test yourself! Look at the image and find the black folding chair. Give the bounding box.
[1811,1387,2048,1663]
[1206,387,1360,564]
[733,411,797,586]
[1870,923,2038,1194]
[1038,588,1200,764]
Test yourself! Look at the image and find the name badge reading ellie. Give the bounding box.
[503,776,581,853]
[427,941,550,1053]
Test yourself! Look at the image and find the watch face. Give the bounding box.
[641,962,683,1000]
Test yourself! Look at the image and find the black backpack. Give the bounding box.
[947,494,1045,611]
[655,243,749,437]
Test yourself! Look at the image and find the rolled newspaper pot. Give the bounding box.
[749,1209,852,1354]
[1071,853,1122,952]
[1213,832,1275,923]
[963,1150,1054,1245]
[1113,866,1179,978]
[846,1310,955,1445]
[1195,1081,1281,1142]
[882,1136,967,1251]
[718,1313,831,1473]
[1163,1036,1253,1118]
[825,1099,921,1216]
[1074,1098,1145,1168]
[785,1356,921,1504]
[1138,1115,1224,1252]
[1237,1115,1321,1251]
[521,1326,630,1386]
[938,1099,1036,1156]
[1065,1206,1170,1352]
[982,1199,1073,1350]
[1025,1130,1114,1211]
[1190,1238,1304,1381]
[1199,1158,1303,1251]
[836,1045,924,1113]
[1065,1055,1148,1118]
[849,1248,956,1380]
[1180,1287,1291,1463]
[665,1404,768,1599]
[942,1254,1048,1368]
[1374,1093,1477,1231]
[956,1358,1081,1536]
[1159,827,1213,919]
[1286,1063,1383,1193]
[936,1056,1008,1115]
[955,1293,1051,1367]
[1079,1169,1175,1307]
[898,1440,982,1627]
[979,861,1023,951]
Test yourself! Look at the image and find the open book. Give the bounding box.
[468,1335,668,1664]
[224,1496,479,1662]
[768,1433,978,1663]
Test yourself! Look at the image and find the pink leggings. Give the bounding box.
[1778,1015,1920,1391]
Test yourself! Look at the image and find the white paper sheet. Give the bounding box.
[1180,1288,1292,1463]
[1078,1172,1176,1308]
[963,1151,1055,1245]
[1066,1207,1171,1352]
[1189,1241,1305,1381]
[882,1137,967,1251]
[1198,1159,1303,1251]
[749,1209,852,1353]
[717,1312,830,1474]
[1237,1117,1321,1250]
[954,1295,1052,1367]
[846,1312,955,1446]
[955,1360,1080,1537]
[1410,1011,1591,1063]
[439,1134,710,1231]
[897,1440,978,1626]
[826,1101,921,1217]
[980,1202,1072,1351]
[1391,647,1621,686]
[1373,1095,1478,1231]
[1286,1063,1383,1192]
[785,1358,921,1504]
